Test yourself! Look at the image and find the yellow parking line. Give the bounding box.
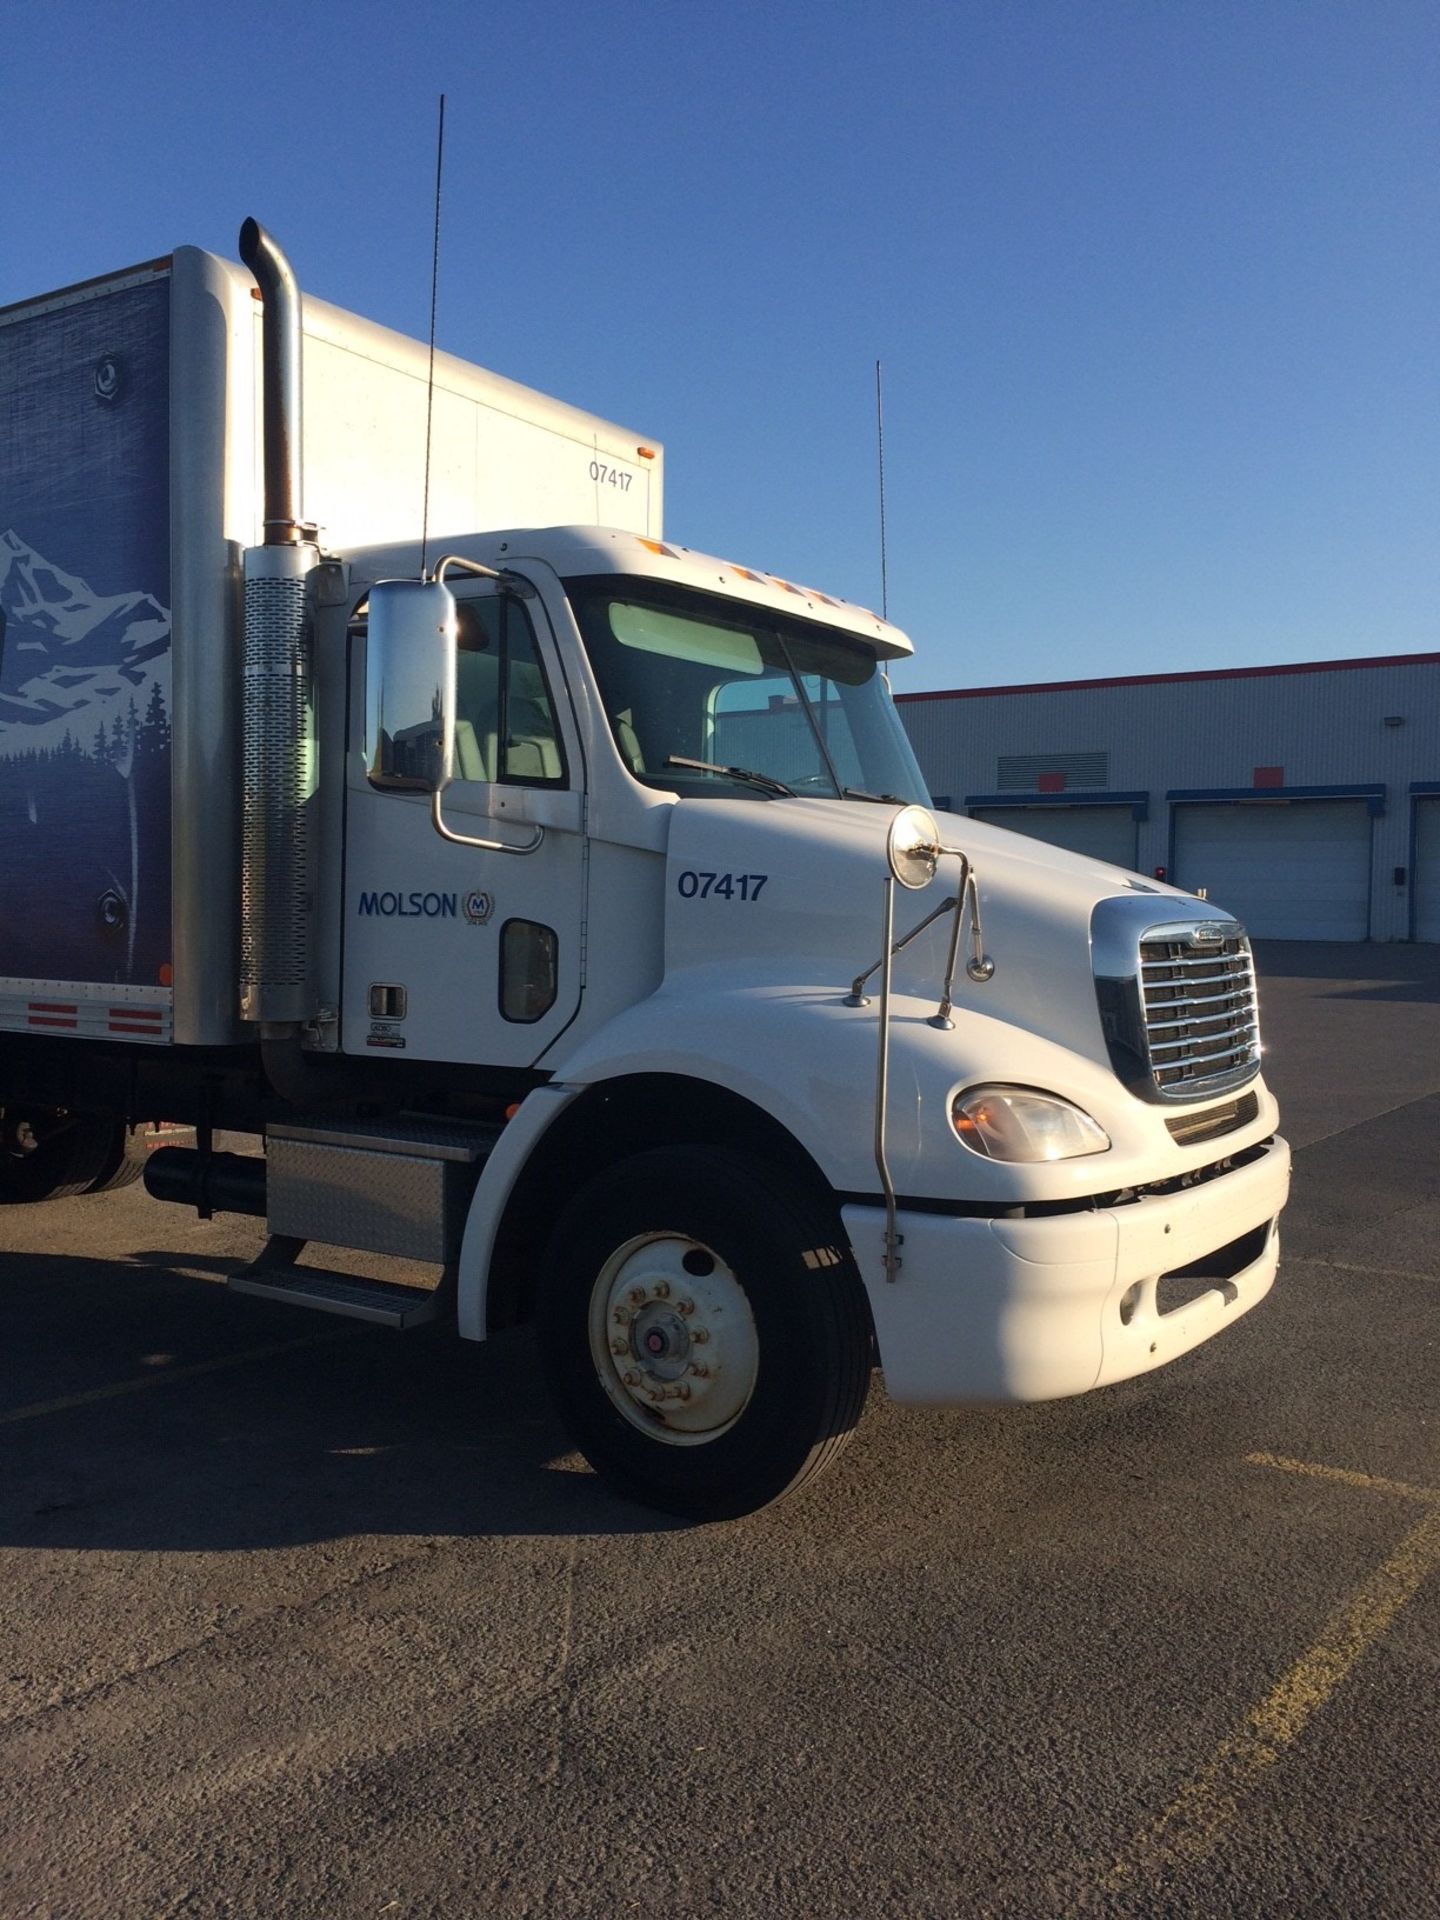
[1245,1451,1440,1506]
[1106,1456,1440,1889]
[0,1330,357,1428]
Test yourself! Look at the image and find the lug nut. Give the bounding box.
[677,1298,695,1317]
[613,1307,631,1326]
[623,1370,640,1386]
[628,1286,647,1304]
[691,1327,710,1344]
[653,1281,671,1299]
[688,1362,709,1378]
[611,1340,628,1356]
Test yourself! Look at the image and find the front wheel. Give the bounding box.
[537,1147,872,1520]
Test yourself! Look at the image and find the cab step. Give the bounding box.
[231,1263,442,1328]
[264,1113,501,1263]
[229,1233,448,1329]
[225,1111,503,1329]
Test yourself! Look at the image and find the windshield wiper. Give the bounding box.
[843,786,907,805]
[665,756,795,798]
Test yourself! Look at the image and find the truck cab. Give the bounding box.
[301,523,1287,1515]
[0,226,1290,1519]
[338,528,928,1068]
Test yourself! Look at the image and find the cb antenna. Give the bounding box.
[420,93,447,580]
[875,358,889,621]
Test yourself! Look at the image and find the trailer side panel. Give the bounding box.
[0,270,174,1036]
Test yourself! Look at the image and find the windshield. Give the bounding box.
[564,575,930,804]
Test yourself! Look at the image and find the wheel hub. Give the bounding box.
[587,1232,759,1447]
[629,1303,691,1380]
[3,1116,42,1159]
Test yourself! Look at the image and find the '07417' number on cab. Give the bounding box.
[676,871,768,902]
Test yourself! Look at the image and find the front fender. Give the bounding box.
[456,968,1280,1342]
[542,963,1178,1203]
[546,968,897,1194]
[455,1084,582,1341]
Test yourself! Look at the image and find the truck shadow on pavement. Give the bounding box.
[0,1247,689,1548]
[0,1237,1318,1567]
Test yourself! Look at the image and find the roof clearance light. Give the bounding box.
[637,538,677,558]
[636,446,657,460]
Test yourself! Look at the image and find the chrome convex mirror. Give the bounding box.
[887,804,941,890]
[364,579,457,793]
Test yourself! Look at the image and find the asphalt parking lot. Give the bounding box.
[1,942,1437,1919]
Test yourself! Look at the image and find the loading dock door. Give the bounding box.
[970,806,1138,871]
[1172,800,1372,940]
[1415,799,1440,943]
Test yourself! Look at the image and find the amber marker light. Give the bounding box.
[636,446,657,460]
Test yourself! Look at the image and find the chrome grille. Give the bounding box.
[1138,927,1260,1096]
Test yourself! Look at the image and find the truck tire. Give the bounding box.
[82,1123,148,1195]
[537,1146,872,1520]
[0,1111,131,1204]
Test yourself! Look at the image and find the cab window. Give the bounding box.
[453,595,567,786]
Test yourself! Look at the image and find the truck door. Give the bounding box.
[343,581,586,1067]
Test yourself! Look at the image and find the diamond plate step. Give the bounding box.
[264,1114,502,1264]
[266,1116,503,1159]
[230,1264,440,1329]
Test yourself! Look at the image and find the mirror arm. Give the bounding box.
[844,895,958,1006]
[433,553,504,585]
[430,790,544,856]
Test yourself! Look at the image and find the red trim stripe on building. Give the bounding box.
[894,650,1440,705]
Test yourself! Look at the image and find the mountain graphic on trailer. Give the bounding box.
[0,528,170,750]
[0,531,172,985]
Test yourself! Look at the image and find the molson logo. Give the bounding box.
[358,890,459,919]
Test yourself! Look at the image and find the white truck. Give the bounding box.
[0,224,1290,1517]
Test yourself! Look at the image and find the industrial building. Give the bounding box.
[896,651,1440,942]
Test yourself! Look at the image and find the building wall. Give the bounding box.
[896,654,1440,941]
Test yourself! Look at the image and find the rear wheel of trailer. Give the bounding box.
[0,1110,144,1204]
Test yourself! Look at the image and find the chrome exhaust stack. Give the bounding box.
[237,219,317,1030]
[238,219,304,545]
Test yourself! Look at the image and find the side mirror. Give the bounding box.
[364,579,457,792]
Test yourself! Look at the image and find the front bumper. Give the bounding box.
[843,1136,1290,1405]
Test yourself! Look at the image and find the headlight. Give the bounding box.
[951,1085,1110,1161]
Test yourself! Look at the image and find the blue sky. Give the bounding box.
[5,0,1436,691]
